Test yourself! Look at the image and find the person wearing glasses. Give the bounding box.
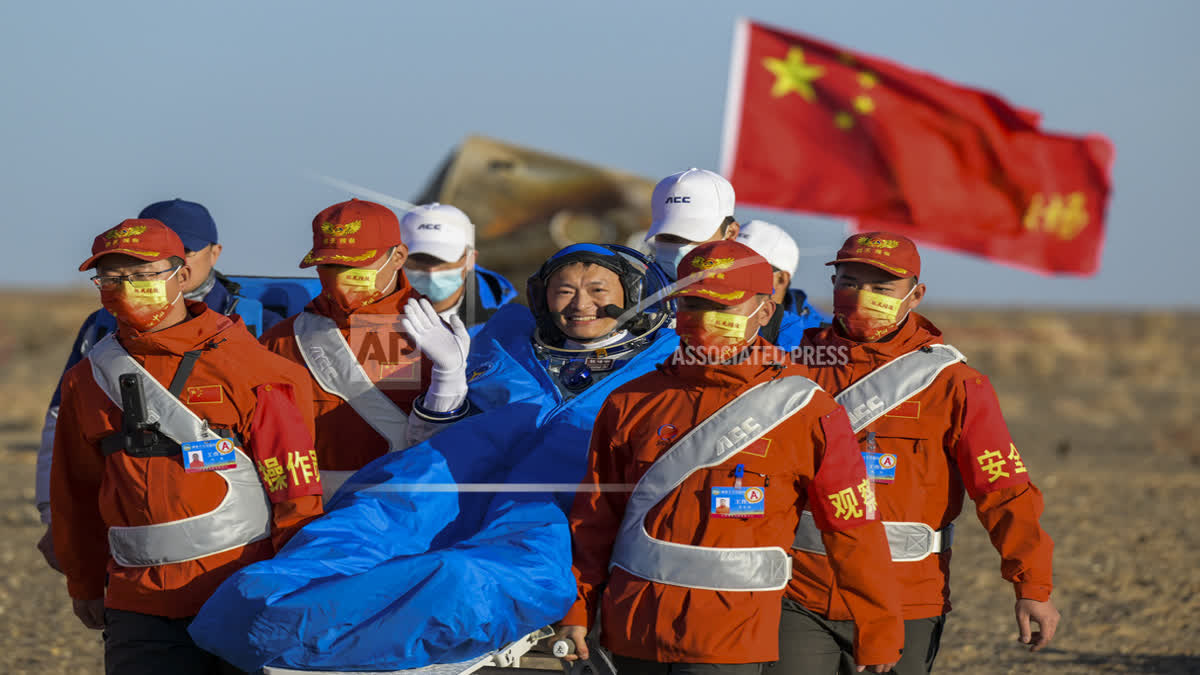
[34,199,287,573]
[51,218,324,674]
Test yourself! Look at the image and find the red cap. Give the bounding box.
[300,199,403,268]
[78,219,187,271]
[825,231,921,278]
[671,240,775,306]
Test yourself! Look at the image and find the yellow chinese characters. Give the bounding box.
[976,449,1010,483]
[1007,443,1027,474]
[828,486,864,520]
[287,450,318,486]
[976,443,1028,484]
[1023,192,1089,240]
[856,478,877,518]
[257,457,287,493]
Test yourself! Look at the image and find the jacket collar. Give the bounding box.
[806,311,944,366]
[116,301,237,356]
[660,336,789,389]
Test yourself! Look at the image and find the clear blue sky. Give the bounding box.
[2,1,1195,307]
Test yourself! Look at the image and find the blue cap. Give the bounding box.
[137,199,218,252]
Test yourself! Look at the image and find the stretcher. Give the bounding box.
[262,627,567,675]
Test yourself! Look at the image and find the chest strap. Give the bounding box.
[793,344,965,560]
[88,335,271,567]
[610,374,821,592]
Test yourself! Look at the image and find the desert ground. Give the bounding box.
[0,289,1196,674]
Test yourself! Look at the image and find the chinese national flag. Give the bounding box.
[720,18,1114,275]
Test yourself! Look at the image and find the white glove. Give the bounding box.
[401,297,470,412]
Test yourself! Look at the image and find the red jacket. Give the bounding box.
[789,313,1054,621]
[565,340,903,665]
[259,278,432,472]
[51,303,323,618]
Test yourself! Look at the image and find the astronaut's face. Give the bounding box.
[545,263,625,341]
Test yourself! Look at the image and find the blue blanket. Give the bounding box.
[190,304,678,671]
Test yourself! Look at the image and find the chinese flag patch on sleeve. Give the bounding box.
[184,384,223,404]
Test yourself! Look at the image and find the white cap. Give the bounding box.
[645,168,736,242]
[737,220,800,277]
[399,203,475,262]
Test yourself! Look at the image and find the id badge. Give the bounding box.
[862,452,897,484]
[710,486,766,518]
[182,438,238,473]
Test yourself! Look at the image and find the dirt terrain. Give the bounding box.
[0,290,1196,674]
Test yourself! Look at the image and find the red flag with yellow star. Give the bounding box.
[720,18,1114,275]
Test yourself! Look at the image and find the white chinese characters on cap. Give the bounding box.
[737,220,800,277]
[645,168,736,243]
[399,203,476,263]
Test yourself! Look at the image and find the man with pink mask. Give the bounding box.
[52,218,322,673]
[259,199,469,498]
[779,232,1059,674]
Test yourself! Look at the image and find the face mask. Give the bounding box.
[100,269,183,332]
[319,252,396,313]
[407,266,466,303]
[675,302,763,362]
[833,285,916,341]
[652,241,698,281]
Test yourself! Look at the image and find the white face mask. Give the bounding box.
[652,241,698,281]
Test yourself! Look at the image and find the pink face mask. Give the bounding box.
[832,285,915,341]
[99,268,183,331]
[675,302,762,361]
[318,253,396,313]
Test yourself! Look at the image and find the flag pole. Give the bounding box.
[719,17,750,178]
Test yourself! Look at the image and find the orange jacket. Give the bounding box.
[259,278,432,472]
[789,313,1054,621]
[565,340,903,665]
[51,302,324,618]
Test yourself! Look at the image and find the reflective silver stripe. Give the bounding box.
[793,343,966,558]
[88,335,271,568]
[293,312,409,451]
[293,312,410,499]
[610,376,821,592]
[792,511,955,562]
[837,344,965,431]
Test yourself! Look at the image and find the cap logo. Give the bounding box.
[689,255,736,271]
[417,223,441,230]
[104,224,148,241]
[665,196,692,203]
[693,288,747,301]
[302,249,378,265]
[854,235,899,249]
[321,220,363,237]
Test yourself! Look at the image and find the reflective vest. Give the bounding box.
[292,312,410,497]
[88,335,271,568]
[793,344,966,562]
[609,375,821,592]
